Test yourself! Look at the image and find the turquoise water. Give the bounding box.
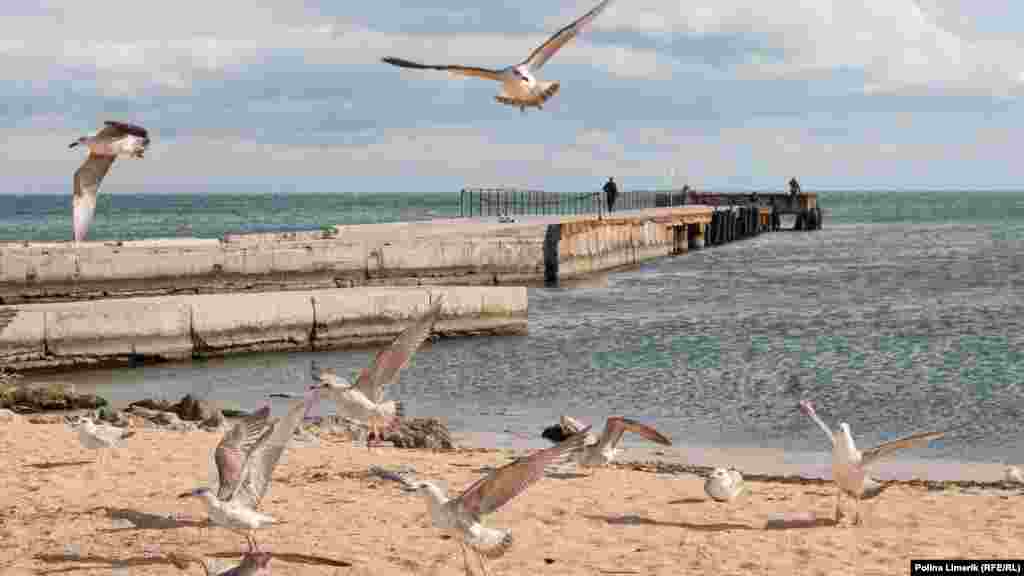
[2,190,1023,242]
[6,190,1024,471]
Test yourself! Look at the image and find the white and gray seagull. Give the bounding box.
[179,391,319,550]
[704,467,747,503]
[68,121,150,244]
[798,399,946,525]
[310,295,444,447]
[65,414,136,469]
[381,427,591,576]
[541,415,672,468]
[381,0,614,113]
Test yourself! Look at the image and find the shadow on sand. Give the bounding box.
[667,497,706,505]
[98,508,206,531]
[208,551,352,568]
[34,554,186,574]
[585,514,754,532]
[27,460,95,470]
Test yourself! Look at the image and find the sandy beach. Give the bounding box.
[2,417,1022,576]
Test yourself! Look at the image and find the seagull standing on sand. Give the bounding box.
[704,467,747,503]
[798,399,946,525]
[382,428,590,576]
[68,121,150,244]
[541,415,672,467]
[310,296,444,447]
[381,0,614,113]
[66,415,136,468]
[179,392,318,550]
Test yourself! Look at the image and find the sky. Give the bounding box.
[1,0,1022,194]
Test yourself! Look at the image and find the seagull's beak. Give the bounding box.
[178,489,199,499]
[68,141,79,148]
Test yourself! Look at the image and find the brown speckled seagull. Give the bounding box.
[542,415,672,468]
[383,427,591,576]
[68,121,150,244]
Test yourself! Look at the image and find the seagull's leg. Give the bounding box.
[853,498,862,526]
[476,550,490,576]
[834,488,842,524]
[246,533,256,554]
[458,541,473,576]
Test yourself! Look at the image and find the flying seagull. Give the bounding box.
[68,121,150,243]
[704,467,747,503]
[179,392,319,550]
[309,295,444,447]
[798,399,946,525]
[381,0,614,113]
[541,415,672,467]
[382,427,591,576]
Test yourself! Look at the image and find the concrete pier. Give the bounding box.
[0,207,713,304]
[0,286,526,371]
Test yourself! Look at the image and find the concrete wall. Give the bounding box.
[0,286,527,371]
[0,207,713,303]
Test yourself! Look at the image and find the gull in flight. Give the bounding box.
[68,121,150,244]
[65,414,136,469]
[179,392,319,550]
[704,467,748,503]
[799,399,946,525]
[541,415,672,467]
[309,296,444,447]
[381,0,614,113]
[380,427,590,576]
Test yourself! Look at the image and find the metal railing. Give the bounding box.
[459,187,691,217]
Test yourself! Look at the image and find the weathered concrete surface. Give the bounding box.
[0,286,527,372]
[0,207,713,304]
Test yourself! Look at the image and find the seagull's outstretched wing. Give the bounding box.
[860,430,946,468]
[457,426,591,518]
[232,394,316,509]
[73,153,116,242]
[213,405,273,501]
[98,121,149,139]
[0,308,16,333]
[594,416,672,453]
[382,57,505,82]
[355,296,444,403]
[520,0,613,71]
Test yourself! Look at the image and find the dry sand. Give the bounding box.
[2,417,1022,576]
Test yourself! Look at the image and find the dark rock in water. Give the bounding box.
[128,398,175,412]
[221,408,251,418]
[172,394,216,422]
[541,423,568,443]
[1,383,107,413]
[201,410,225,429]
[384,418,454,450]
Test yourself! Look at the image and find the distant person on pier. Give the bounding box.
[603,177,619,212]
[681,184,691,206]
[789,177,801,198]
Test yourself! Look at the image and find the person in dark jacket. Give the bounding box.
[789,177,801,198]
[603,177,619,212]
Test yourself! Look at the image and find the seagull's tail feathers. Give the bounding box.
[393,400,404,420]
[471,527,514,559]
[859,477,892,500]
[535,81,560,105]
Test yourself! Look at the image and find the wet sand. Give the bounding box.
[2,417,1022,576]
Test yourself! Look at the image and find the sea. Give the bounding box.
[5,190,1024,480]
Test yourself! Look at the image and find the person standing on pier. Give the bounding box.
[789,177,801,198]
[603,177,619,212]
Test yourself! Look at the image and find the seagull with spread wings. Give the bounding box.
[541,415,672,468]
[310,295,444,447]
[179,392,318,550]
[381,427,591,576]
[381,0,614,113]
[68,121,150,244]
[799,399,946,525]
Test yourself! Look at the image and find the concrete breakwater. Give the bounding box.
[0,207,713,304]
[0,286,526,372]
